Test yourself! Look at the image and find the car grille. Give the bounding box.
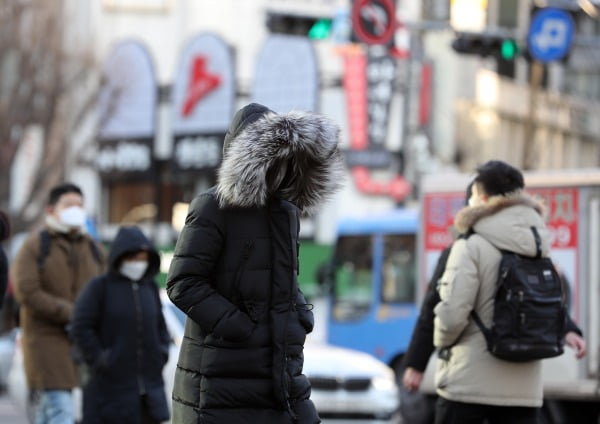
[309,377,371,392]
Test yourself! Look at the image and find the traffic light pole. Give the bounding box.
[523,60,544,170]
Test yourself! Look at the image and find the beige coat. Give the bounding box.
[12,228,104,390]
[433,193,550,407]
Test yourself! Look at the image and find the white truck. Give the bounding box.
[417,168,600,423]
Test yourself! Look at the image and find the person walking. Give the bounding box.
[167,103,344,424]
[432,160,581,424]
[402,179,586,424]
[70,225,170,424]
[400,184,473,424]
[12,183,104,424]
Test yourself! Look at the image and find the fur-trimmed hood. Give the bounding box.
[216,103,345,215]
[454,192,550,257]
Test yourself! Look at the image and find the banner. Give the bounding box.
[171,33,235,174]
[96,41,156,180]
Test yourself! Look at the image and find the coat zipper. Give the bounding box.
[132,282,146,395]
[282,243,299,421]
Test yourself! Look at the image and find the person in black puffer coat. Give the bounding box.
[167,103,345,424]
[71,226,170,424]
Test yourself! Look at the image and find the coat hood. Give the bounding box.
[454,192,550,257]
[108,226,160,278]
[216,103,345,215]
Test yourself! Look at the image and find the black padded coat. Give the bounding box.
[166,103,344,424]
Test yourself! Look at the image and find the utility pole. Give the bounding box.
[523,60,544,170]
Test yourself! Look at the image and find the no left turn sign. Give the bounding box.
[351,0,397,45]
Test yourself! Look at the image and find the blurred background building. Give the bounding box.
[2,0,600,283]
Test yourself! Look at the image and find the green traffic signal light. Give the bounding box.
[501,39,518,60]
[308,18,332,40]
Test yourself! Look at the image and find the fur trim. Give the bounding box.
[216,110,345,215]
[454,192,546,234]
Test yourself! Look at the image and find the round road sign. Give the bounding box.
[351,0,396,45]
[527,8,575,63]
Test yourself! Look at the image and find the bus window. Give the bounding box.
[331,235,373,321]
[382,234,416,303]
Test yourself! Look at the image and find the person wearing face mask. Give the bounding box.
[12,182,105,424]
[70,225,170,424]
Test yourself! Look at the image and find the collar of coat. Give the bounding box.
[454,191,546,234]
[216,111,345,216]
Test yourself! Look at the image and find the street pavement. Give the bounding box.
[0,393,28,423]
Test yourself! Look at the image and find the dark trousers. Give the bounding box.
[141,395,160,424]
[435,397,539,424]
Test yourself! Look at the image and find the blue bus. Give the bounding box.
[325,208,419,374]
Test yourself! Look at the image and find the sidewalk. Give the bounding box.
[0,393,28,424]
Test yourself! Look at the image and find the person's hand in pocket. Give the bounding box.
[212,309,255,342]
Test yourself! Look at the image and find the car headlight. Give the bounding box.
[371,375,397,392]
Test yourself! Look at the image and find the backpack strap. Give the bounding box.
[38,230,102,272]
[38,230,51,271]
[88,240,102,266]
[531,226,542,259]
[470,310,492,344]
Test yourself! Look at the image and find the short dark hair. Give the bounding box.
[48,183,83,206]
[464,181,474,206]
[473,160,524,196]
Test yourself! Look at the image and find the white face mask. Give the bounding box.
[58,206,87,228]
[120,260,148,281]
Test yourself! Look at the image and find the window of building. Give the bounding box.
[497,0,519,28]
[107,181,185,224]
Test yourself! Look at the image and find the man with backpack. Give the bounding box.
[433,161,585,424]
[12,183,104,424]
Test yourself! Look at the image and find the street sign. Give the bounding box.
[351,0,396,45]
[527,7,574,63]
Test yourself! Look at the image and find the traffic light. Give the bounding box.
[267,13,333,40]
[308,18,332,40]
[451,32,520,60]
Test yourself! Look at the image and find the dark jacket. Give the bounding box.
[167,103,344,424]
[403,246,451,372]
[71,226,170,424]
[12,228,105,389]
[0,246,7,309]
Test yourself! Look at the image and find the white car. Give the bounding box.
[304,341,400,423]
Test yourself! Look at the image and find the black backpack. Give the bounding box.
[471,226,566,362]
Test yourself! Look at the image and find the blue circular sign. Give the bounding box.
[528,8,575,63]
